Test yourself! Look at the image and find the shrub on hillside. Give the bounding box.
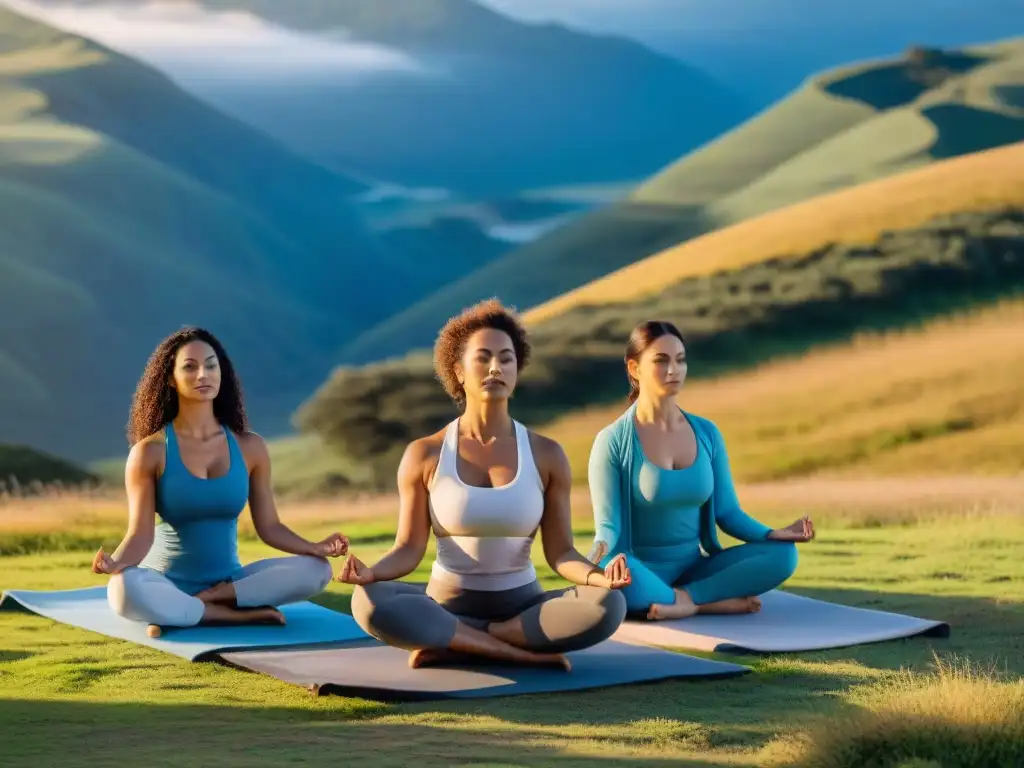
[768,657,1024,768]
[0,444,98,494]
[295,208,1024,478]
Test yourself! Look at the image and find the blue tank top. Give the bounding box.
[630,426,715,571]
[139,423,249,592]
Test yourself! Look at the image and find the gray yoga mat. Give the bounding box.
[220,639,750,701]
[611,589,950,654]
[0,586,370,661]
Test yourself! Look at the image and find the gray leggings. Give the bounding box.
[107,555,333,628]
[351,579,627,654]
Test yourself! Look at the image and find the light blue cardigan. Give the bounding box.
[587,402,773,562]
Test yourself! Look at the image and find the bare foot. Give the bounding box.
[194,581,236,605]
[697,596,762,615]
[201,604,286,626]
[245,606,287,626]
[147,624,162,638]
[647,588,699,620]
[648,592,762,620]
[408,648,451,669]
[408,647,571,671]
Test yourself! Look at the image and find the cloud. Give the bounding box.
[3,0,431,79]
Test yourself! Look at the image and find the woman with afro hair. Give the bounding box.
[93,327,348,633]
[339,299,630,671]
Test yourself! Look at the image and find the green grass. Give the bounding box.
[296,207,1024,484]
[1,498,1023,766]
[335,37,1024,367]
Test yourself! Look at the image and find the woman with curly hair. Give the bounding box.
[339,299,630,671]
[587,320,813,622]
[93,327,348,632]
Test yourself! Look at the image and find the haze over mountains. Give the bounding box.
[12,0,745,198]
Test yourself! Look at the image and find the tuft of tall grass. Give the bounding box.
[768,655,1024,767]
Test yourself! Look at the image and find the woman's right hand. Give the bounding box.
[336,554,376,586]
[91,547,127,575]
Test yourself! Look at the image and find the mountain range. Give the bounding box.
[333,36,1024,364]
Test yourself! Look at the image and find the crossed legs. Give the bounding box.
[617,541,798,620]
[350,580,627,670]
[107,555,333,629]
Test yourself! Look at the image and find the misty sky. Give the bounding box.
[3,0,433,79]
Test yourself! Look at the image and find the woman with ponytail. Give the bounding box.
[586,321,814,621]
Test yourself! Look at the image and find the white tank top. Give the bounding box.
[428,417,545,591]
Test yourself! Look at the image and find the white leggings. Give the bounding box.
[107,555,334,628]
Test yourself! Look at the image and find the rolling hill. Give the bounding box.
[294,143,1024,486]
[0,6,414,461]
[334,37,1024,365]
[0,443,97,490]
[524,142,1024,325]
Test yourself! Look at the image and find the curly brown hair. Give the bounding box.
[126,326,248,445]
[433,298,531,407]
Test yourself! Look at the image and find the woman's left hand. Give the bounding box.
[311,532,350,558]
[588,553,632,589]
[768,516,815,543]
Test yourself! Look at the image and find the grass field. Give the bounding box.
[2,481,1023,766]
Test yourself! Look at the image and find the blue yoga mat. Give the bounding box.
[0,586,370,661]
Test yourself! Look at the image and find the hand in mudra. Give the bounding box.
[588,553,631,589]
[312,532,349,558]
[91,548,126,575]
[768,516,815,542]
[336,554,375,585]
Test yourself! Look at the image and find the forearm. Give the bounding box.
[111,532,153,567]
[256,521,317,556]
[550,548,604,586]
[368,544,423,582]
[717,511,773,542]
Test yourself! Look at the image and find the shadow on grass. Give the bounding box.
[0,698,726,768]
[0,650,34,663]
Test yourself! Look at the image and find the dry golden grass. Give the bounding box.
[542,297,1024,483]
[0,488,404,538]
[523,141,1024,326]
[765,656,1024,767]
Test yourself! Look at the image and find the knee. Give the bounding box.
[106,568,139,618]
[600,587,628,629]
[349,583,384,634]
[312,556,334,591]
[349,583,415,646]
[768,541,799,582]
[294,555,334,592]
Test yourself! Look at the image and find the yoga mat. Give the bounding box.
[0,586,370,661]
[221,639,750,702]
[611,590,950,654]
